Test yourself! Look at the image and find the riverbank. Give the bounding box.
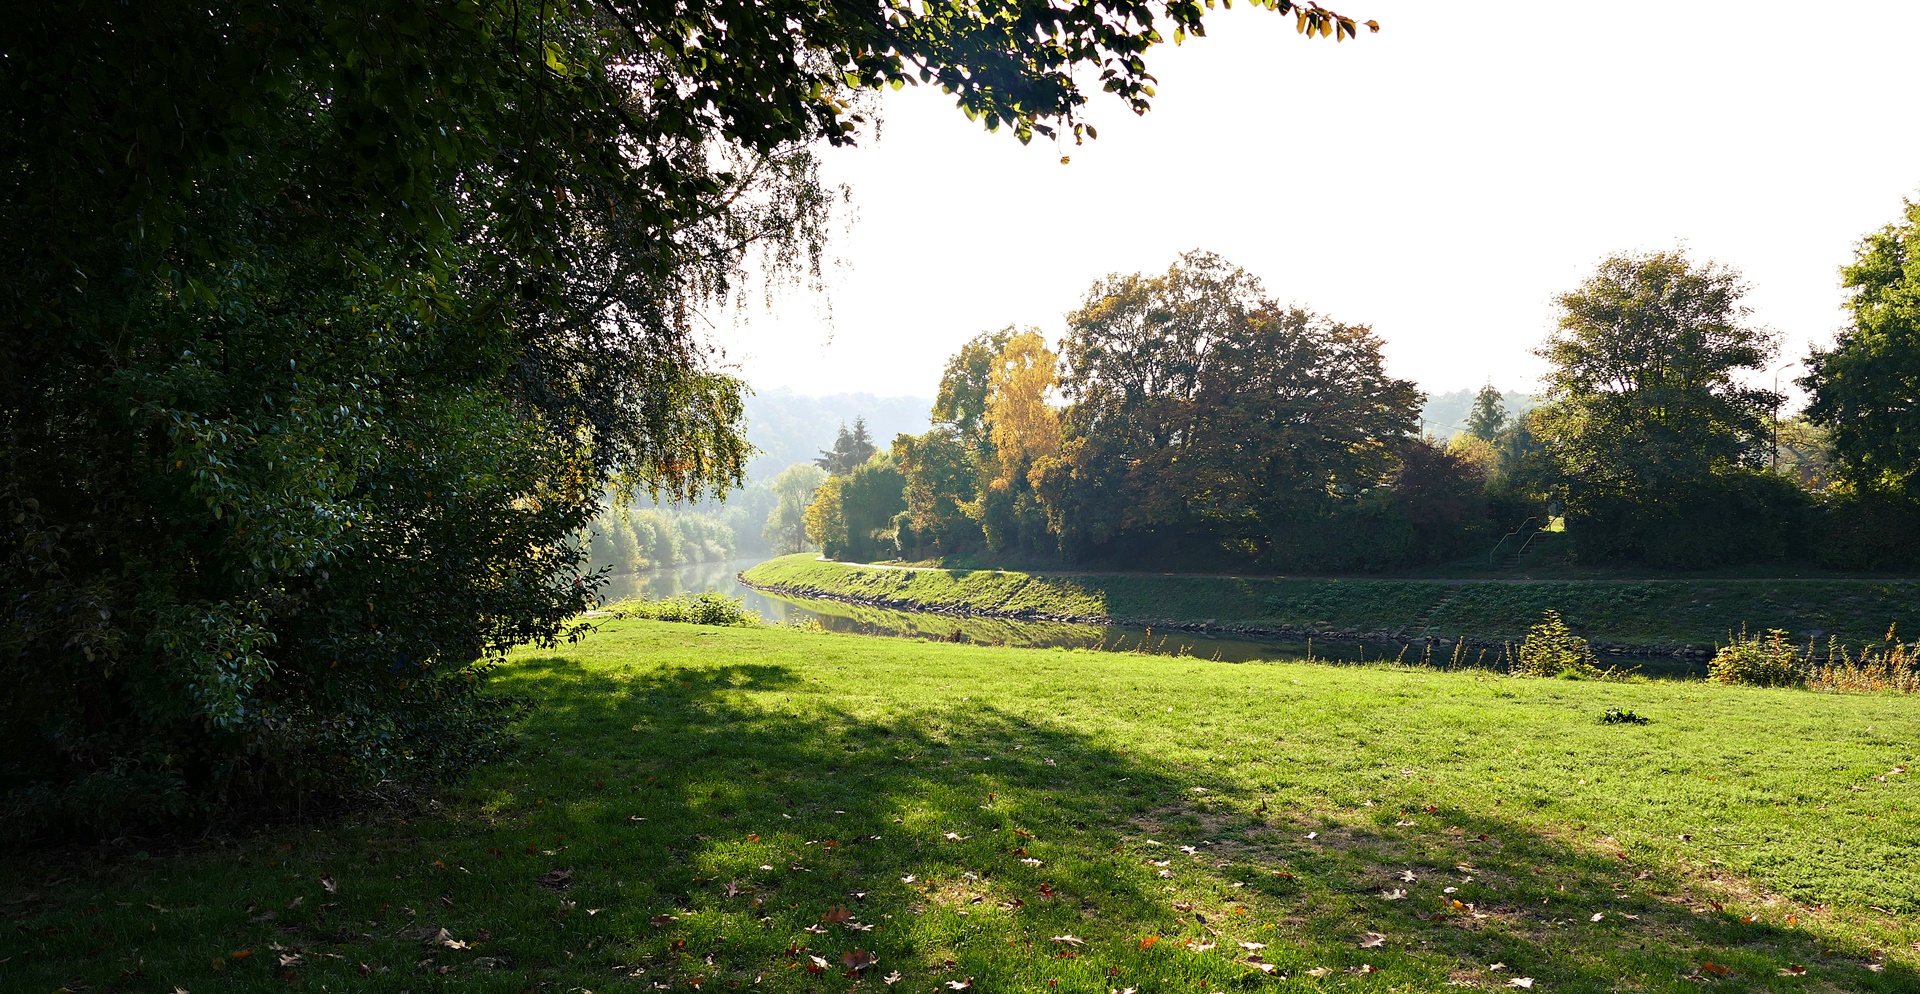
[740,554,1920,654]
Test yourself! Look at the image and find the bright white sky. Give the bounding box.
[712,0,1920,404]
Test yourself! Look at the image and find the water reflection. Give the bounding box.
[597,556,819,625]
[601,556,1703,677]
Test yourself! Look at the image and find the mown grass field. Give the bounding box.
[744,554,1920,648]
[6,620,1920,992]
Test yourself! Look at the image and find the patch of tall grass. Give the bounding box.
[609,592,760,627]
[1710,625,1920,693]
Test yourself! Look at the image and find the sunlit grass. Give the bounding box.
[5,621,1918,992]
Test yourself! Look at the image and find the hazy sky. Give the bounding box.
[711,1,1920,404]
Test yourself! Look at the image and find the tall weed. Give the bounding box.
[1513,609,1616,679]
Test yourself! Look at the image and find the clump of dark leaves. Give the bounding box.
[1601,707,1650,725]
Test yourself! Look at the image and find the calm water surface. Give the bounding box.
[601,556,1704,677]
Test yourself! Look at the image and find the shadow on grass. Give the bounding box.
[491,655,1910,993]
[2,652,1908,993]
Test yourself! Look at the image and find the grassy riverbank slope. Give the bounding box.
[743,554,1920,648]
[7,621,1918,992]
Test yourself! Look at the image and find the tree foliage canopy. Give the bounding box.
[1533,251,1779,493]
[1,0,1372,832]
[1804,199,1920,496]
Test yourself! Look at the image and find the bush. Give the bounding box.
[1513,609,1605,678]
[1708,628,1804,687]
[618,593,760,627]
[1806,628,1920,693]
[1812,490,1920,572]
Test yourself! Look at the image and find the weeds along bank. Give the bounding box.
[740,554,1920,651]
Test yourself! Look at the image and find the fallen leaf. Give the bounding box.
[1700,961,1733,976]
[1307,967,1332,977]
[649,914,678,927]
[806,955,829,974]
[943,832,970,841]
[1139,935,1159,949]
[1399,870,1418,882]
[536,869,573,891]
[1052,935,1086,946]
[1239,942,1266,951]
[1022,858,1044,867]
[841,949,878,974]
[1779,964,1807,976]
[1380,889,1407,900]
[1395,820,1416,826]
[822,907,854,925]
[882,971,903,985]
[1508,979,1534,989]
[320,875,337,894]
[1358,933,1386,949]
[1591,912,1605,922]
[946,979,973,991]
[901,874,916,884]
[1173,901,1193,912]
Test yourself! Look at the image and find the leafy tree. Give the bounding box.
[1,0,1372,832]
[1803,198,1920,495]
[763,463,830,555]
[1464,384,1510,441]
[814,419,880,476]
[1052,252,1419,559]
[1533,250,1779,490]
[892,429,983,555]
[1531,251,1789,564]
[805,454,906,561]
[934,328,1020,456]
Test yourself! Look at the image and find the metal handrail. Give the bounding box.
[1488,516,1540,565]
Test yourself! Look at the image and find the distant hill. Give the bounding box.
[743,388,935,481]
[1419,388,1539,441]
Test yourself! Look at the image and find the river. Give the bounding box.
[596,556,1519,668]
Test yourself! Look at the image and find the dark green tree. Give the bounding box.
[1531,251,1796,565]
[1803,199,1920,495]
[0,0,1376,831]
[1051,252,1420,559]
[1533,250,1778,489]
[814,419,880,476]
[1464,384,1510,441]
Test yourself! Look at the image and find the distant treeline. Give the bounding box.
[581,506,737,576]
[801,208,1920,572]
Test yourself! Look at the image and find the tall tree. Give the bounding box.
[0,0,1378,831]
[1052,252,1419,554]
[933,328,1020,456]
[1803,198,1920,495]
[814,419,879,475]
[1532,250,1779,492]
[763,463,829,554]
[1464,384,1510,441]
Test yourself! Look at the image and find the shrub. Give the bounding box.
[1806,627,1920,693]
[1708,628,1804,687]
[1513,609,1605,678]
[618,593,759,627]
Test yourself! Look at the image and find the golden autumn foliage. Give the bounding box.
[986,332,1062,491]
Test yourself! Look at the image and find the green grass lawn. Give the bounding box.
[745,553,1920,648]
[6,621,1920,992]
